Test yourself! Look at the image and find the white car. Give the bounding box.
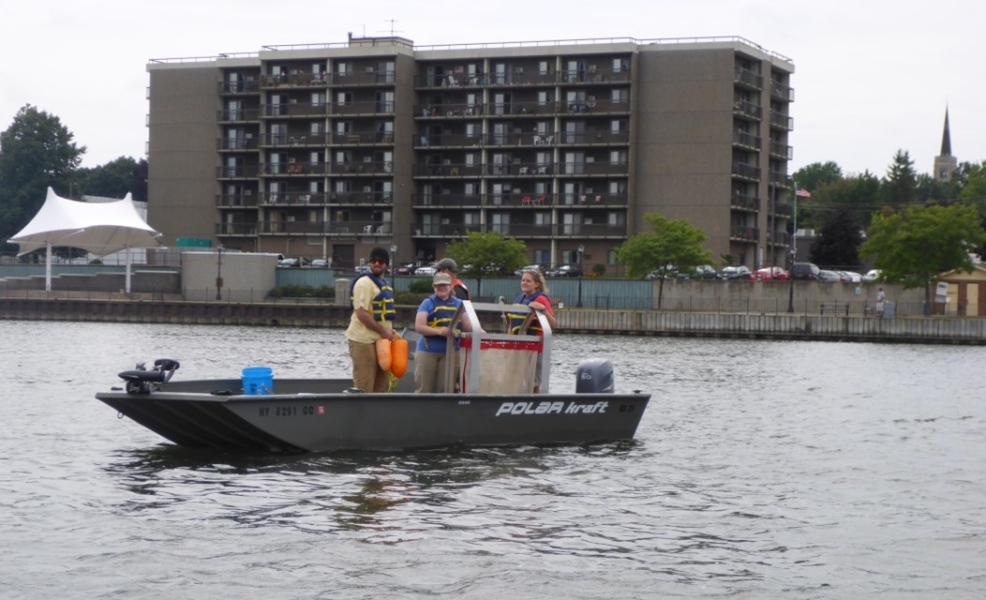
[863,269,882,282]
[414,264,437,276]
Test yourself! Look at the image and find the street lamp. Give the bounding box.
[390,244,398,280]
[215,245,224,301]
[787,180,799,313]
[576,243,585,308]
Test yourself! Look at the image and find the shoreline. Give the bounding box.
[2,296,983,345]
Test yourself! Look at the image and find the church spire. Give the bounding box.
[940,107,952,157]
[934,106,957,181]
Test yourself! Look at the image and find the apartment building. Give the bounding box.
[146,35,795,271]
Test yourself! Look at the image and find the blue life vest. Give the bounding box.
[416,294,462,353]
[506,291,547,334]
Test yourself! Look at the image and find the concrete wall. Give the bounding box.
[181,251,278,301]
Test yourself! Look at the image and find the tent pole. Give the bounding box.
[125,246,132,295]
[46,242,52,292]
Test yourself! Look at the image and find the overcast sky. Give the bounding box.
[2,0,983,178]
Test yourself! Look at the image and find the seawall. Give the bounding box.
[1,297,983,345]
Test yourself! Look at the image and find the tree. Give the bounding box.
[860,204,986,307]
[799,171,881,230]
[0,105,85,247]
[792,161,843,193]
[882,149,918,211]
[444,231,528,298]
[957,160,986,256]
[808,206,863,270]
[615,213,712,309]
[75,157,148,202]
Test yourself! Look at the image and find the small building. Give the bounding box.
[938,264,986,316]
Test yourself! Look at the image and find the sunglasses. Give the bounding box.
[369,258,387,265]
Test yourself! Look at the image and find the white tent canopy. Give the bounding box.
[9,187,162,293]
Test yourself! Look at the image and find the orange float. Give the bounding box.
[390,337,409,377]
[375,338,392,372]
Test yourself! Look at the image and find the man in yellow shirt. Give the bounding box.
[345,247,396,392]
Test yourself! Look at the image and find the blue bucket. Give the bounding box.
[242,366,273,396]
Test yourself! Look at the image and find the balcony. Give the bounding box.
[731,162,760,181]
[730,226,758,243]
[216,222,258,236]
[217,108,261,123]
[416,133,485,148]
[768,172,791,188]
[333,100,394,116]
[558,161,628,176]
[770,111,793,131]
[769,140,793,160]
[329,160,393,176]
[554,222,627,238]
[259,133,330,147]
[264,102,330,118]
[261,162,330,176]
[560,66,631,85]
[732,100,762,121]
[562,98,630,115]
[412,193,484,208]
[558,130,630,145]
[558,193,627,206]
[218,78,260,95]
[329,191,393,206]
[415,72,489,90]
[217,193,259,208]
[417,103,487,118]
[261,72,329,89]
[769,231,791,246]
[260,192,326,206]
[333,70,396,87]
[734,67,763,90]
[732,131,762,150]
[329,131,394,145]
[730,193,760,212]
[258,220,328,235]
[217,165,260,179]
[770,83,795,102]
[412,223,481,238]
[415,163,484,177]
[409,221,628,239]
[486,162,554,177]
[218,137,260,151]
[770,201,793,218]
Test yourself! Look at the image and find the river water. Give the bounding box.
[1,320,983,599]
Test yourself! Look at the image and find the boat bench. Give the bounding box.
[820,301,849,315]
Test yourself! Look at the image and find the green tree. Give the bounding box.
[882,149,918,211]
[792,161,843,193]
[808,206,862,270]
[444,231,528,298]
[0,105,85,248]
[860,204,986,307]
[957,160,986,256]
[799,171,881,230]
[615,213,712,309]
[75,157,148,202]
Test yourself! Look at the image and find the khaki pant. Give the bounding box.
[414,350,452,393]
[349,339,388,393]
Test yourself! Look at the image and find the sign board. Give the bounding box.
[935,281,949,302]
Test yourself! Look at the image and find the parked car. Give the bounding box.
[278,257,308,268]
[545,264,583,277]
[680,265,719,280]
[354,264,371,274]
[839,271,863,283]
[818,269,842,282]
[863,269,882,282]
[395,262,416,275]
[514,264,545,276]
[310,259,329,268]
[719,265,752,280]
[414,264,437,276]
[790,262,820,280]
[752,266,789,281]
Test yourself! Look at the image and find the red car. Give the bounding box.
[752,266,789,281]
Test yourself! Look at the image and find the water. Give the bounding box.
[1,321,983,599]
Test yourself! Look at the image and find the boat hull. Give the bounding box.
[96,378,650,453]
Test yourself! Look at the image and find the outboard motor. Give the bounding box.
[576,358,615,394]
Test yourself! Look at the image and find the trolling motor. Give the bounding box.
[117,358,181,394]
